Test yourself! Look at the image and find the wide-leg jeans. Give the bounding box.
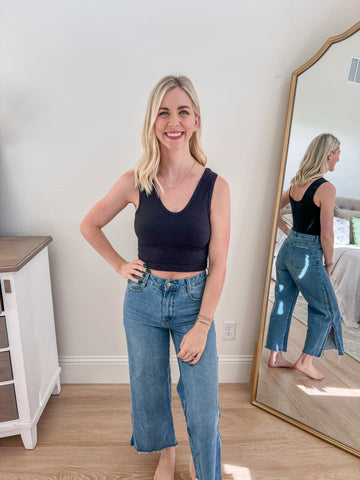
[266,230,344,357]
[123,270,222,480]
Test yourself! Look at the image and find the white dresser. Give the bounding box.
[0,236,61,449]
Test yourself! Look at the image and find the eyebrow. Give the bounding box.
[158,105,191,111]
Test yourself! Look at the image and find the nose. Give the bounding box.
[167,113,180,127]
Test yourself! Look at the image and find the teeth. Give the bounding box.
[166,132,183,138]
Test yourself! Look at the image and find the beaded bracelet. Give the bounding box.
[196,314,213,326]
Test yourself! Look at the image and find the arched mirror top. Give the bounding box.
[280,20,360,199]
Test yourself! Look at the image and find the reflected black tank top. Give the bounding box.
[134,168,218,272]
[290,177,328,235]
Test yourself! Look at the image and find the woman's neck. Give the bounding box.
[158,150,196,180]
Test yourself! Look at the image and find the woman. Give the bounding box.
[265,133,344,381]
[80,75,230,480]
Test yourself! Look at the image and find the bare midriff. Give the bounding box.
[149,269,204,280]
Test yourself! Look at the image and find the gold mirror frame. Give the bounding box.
[251,20,360,458]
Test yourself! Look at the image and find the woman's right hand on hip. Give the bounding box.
[116,259,149,283]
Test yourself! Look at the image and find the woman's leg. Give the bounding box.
[293,271,341,380]
[154,447,176,480]
[301,270,343,357]
[268,350,295,368]
[172,322,221,480]
[265,262,299,362]
[289,244,343,379]
[294,352,324,380]
[123,282,177,455]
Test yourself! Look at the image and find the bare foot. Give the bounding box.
[154,447,176,480]
[268,351,294,368]
[189,457,197,480]
[294,355,324,381]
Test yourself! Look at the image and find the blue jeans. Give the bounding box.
[123,270,222,480]
[266,231,344,357]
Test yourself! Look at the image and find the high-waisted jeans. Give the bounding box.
[266,230,344,357]
[123,270,222,480]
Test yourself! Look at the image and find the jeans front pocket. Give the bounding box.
[127,276,148,292]
[186,278,206,301]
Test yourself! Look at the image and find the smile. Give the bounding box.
[164,132,184,139]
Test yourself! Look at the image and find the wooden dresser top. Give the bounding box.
[0,236,52,272]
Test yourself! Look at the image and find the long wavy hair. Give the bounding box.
[291,133,340,186]
[134,75,207,194]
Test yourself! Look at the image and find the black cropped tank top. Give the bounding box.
[290,177,328,235]
[134,167,218,272]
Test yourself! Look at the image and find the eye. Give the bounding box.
[179,110,190,116]
[158,111,169,116]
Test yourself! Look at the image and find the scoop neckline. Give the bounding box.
[155,167,209,215]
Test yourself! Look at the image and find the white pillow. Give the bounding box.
[283,214,293,229]
[333,217,350,244]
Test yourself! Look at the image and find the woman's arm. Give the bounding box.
[80,170,147,282]
[316,182,336,277]
[198,176,231,320]
[177,176,231,364]
[278,189,291,235]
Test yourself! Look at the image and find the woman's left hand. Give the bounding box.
[177,323,210,365]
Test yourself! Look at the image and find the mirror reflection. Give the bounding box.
[253,23,360,456]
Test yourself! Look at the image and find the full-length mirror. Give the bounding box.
[251,21,360,457]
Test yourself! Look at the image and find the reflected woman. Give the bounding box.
[265,133,344,380]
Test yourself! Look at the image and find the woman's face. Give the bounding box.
[327,147,341,171]
[154,87,199,153]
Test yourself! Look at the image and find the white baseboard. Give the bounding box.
[59,355,253,384]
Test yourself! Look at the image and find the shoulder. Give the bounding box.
[112,169,138,193]
[105,169,139,208]
[315,180,336,207]
[121,169,136,186]
[317,180,336,196]
[211,176,230,214]
[213,175,230,196]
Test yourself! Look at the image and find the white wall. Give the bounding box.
[285,29,360,198]
[1,0,360,382]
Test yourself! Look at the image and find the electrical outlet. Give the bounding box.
[223,321,236,340]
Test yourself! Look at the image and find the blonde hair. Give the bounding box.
[134,75,207,194]
[291,133,340,186]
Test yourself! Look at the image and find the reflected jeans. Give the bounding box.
[123,270,222,480]
[266,230,344,357]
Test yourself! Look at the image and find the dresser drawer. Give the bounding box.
[0,384,18,422]
[0,316,9,348]
[0,351,13,382]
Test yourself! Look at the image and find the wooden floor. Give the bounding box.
[0,384,359,479]
[256,290,360,454]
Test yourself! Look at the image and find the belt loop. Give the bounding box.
[142,271,150,287]
[186,277,191,296]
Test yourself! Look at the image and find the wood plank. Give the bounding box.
[0,384,359,479]
[256,294,360,454]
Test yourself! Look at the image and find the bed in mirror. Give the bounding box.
[251,21,360,458]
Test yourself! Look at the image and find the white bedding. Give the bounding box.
[332,245,360,328]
